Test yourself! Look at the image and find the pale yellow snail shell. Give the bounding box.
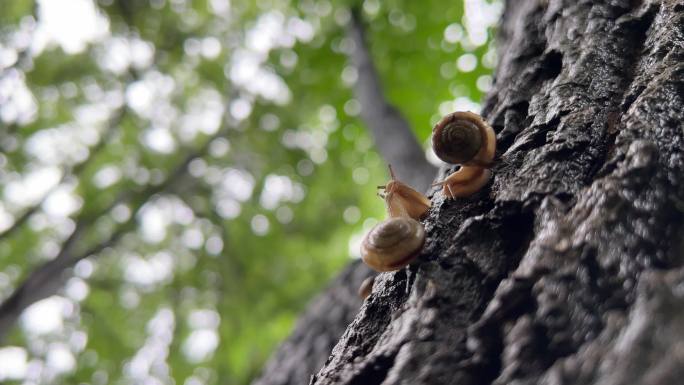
[360,216,425,272]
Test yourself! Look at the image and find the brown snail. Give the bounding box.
[360,216,425,272]
[358,276,375,299]
[360,166,429,272]
[378,165,431,220]
[431,111,496,198]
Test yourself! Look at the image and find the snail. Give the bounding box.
[360,216,425,272]
[431,111,496,198]
[360,166,429,272]
[358,276,375,299]
[359,166,429,272]
[378,165,431,220]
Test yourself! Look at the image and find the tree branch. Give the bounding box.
[346,7,437,191]
[0,128,223,342]
[0,107,125,242]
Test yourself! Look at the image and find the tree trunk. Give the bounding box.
[254,0,684,384]
[345,6,438,192]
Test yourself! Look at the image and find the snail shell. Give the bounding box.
[360,217,425,272]
[432,111,496,166]
[431,111,496,198]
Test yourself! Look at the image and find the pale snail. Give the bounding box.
[431,111,497,198]
[378,165,431,220]
[357,276,375,300]
[360,166,429,272]
[360,216,425,272]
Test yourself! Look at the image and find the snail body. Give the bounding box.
[358,276,375,299]
[360,166,429,273]
[361,216,425,272]
[431,111,496,198]
[379,165,431,220]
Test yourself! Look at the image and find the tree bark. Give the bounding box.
[254,0,684,384]
[252,261,375,385]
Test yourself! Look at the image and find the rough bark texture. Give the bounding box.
[255,0,684,384]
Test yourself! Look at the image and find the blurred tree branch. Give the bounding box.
[0,106,126,242]
[346,6,438,191]
[0,124,227,342]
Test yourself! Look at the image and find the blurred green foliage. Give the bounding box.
[0,0,499,384]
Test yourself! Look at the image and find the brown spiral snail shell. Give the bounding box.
[433,115,482,164]
[432,111,496,167]
[360,216,425,272]
[431,111,496,198]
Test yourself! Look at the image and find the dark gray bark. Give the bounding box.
[254,0,684,384]
[252,261,375,385]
